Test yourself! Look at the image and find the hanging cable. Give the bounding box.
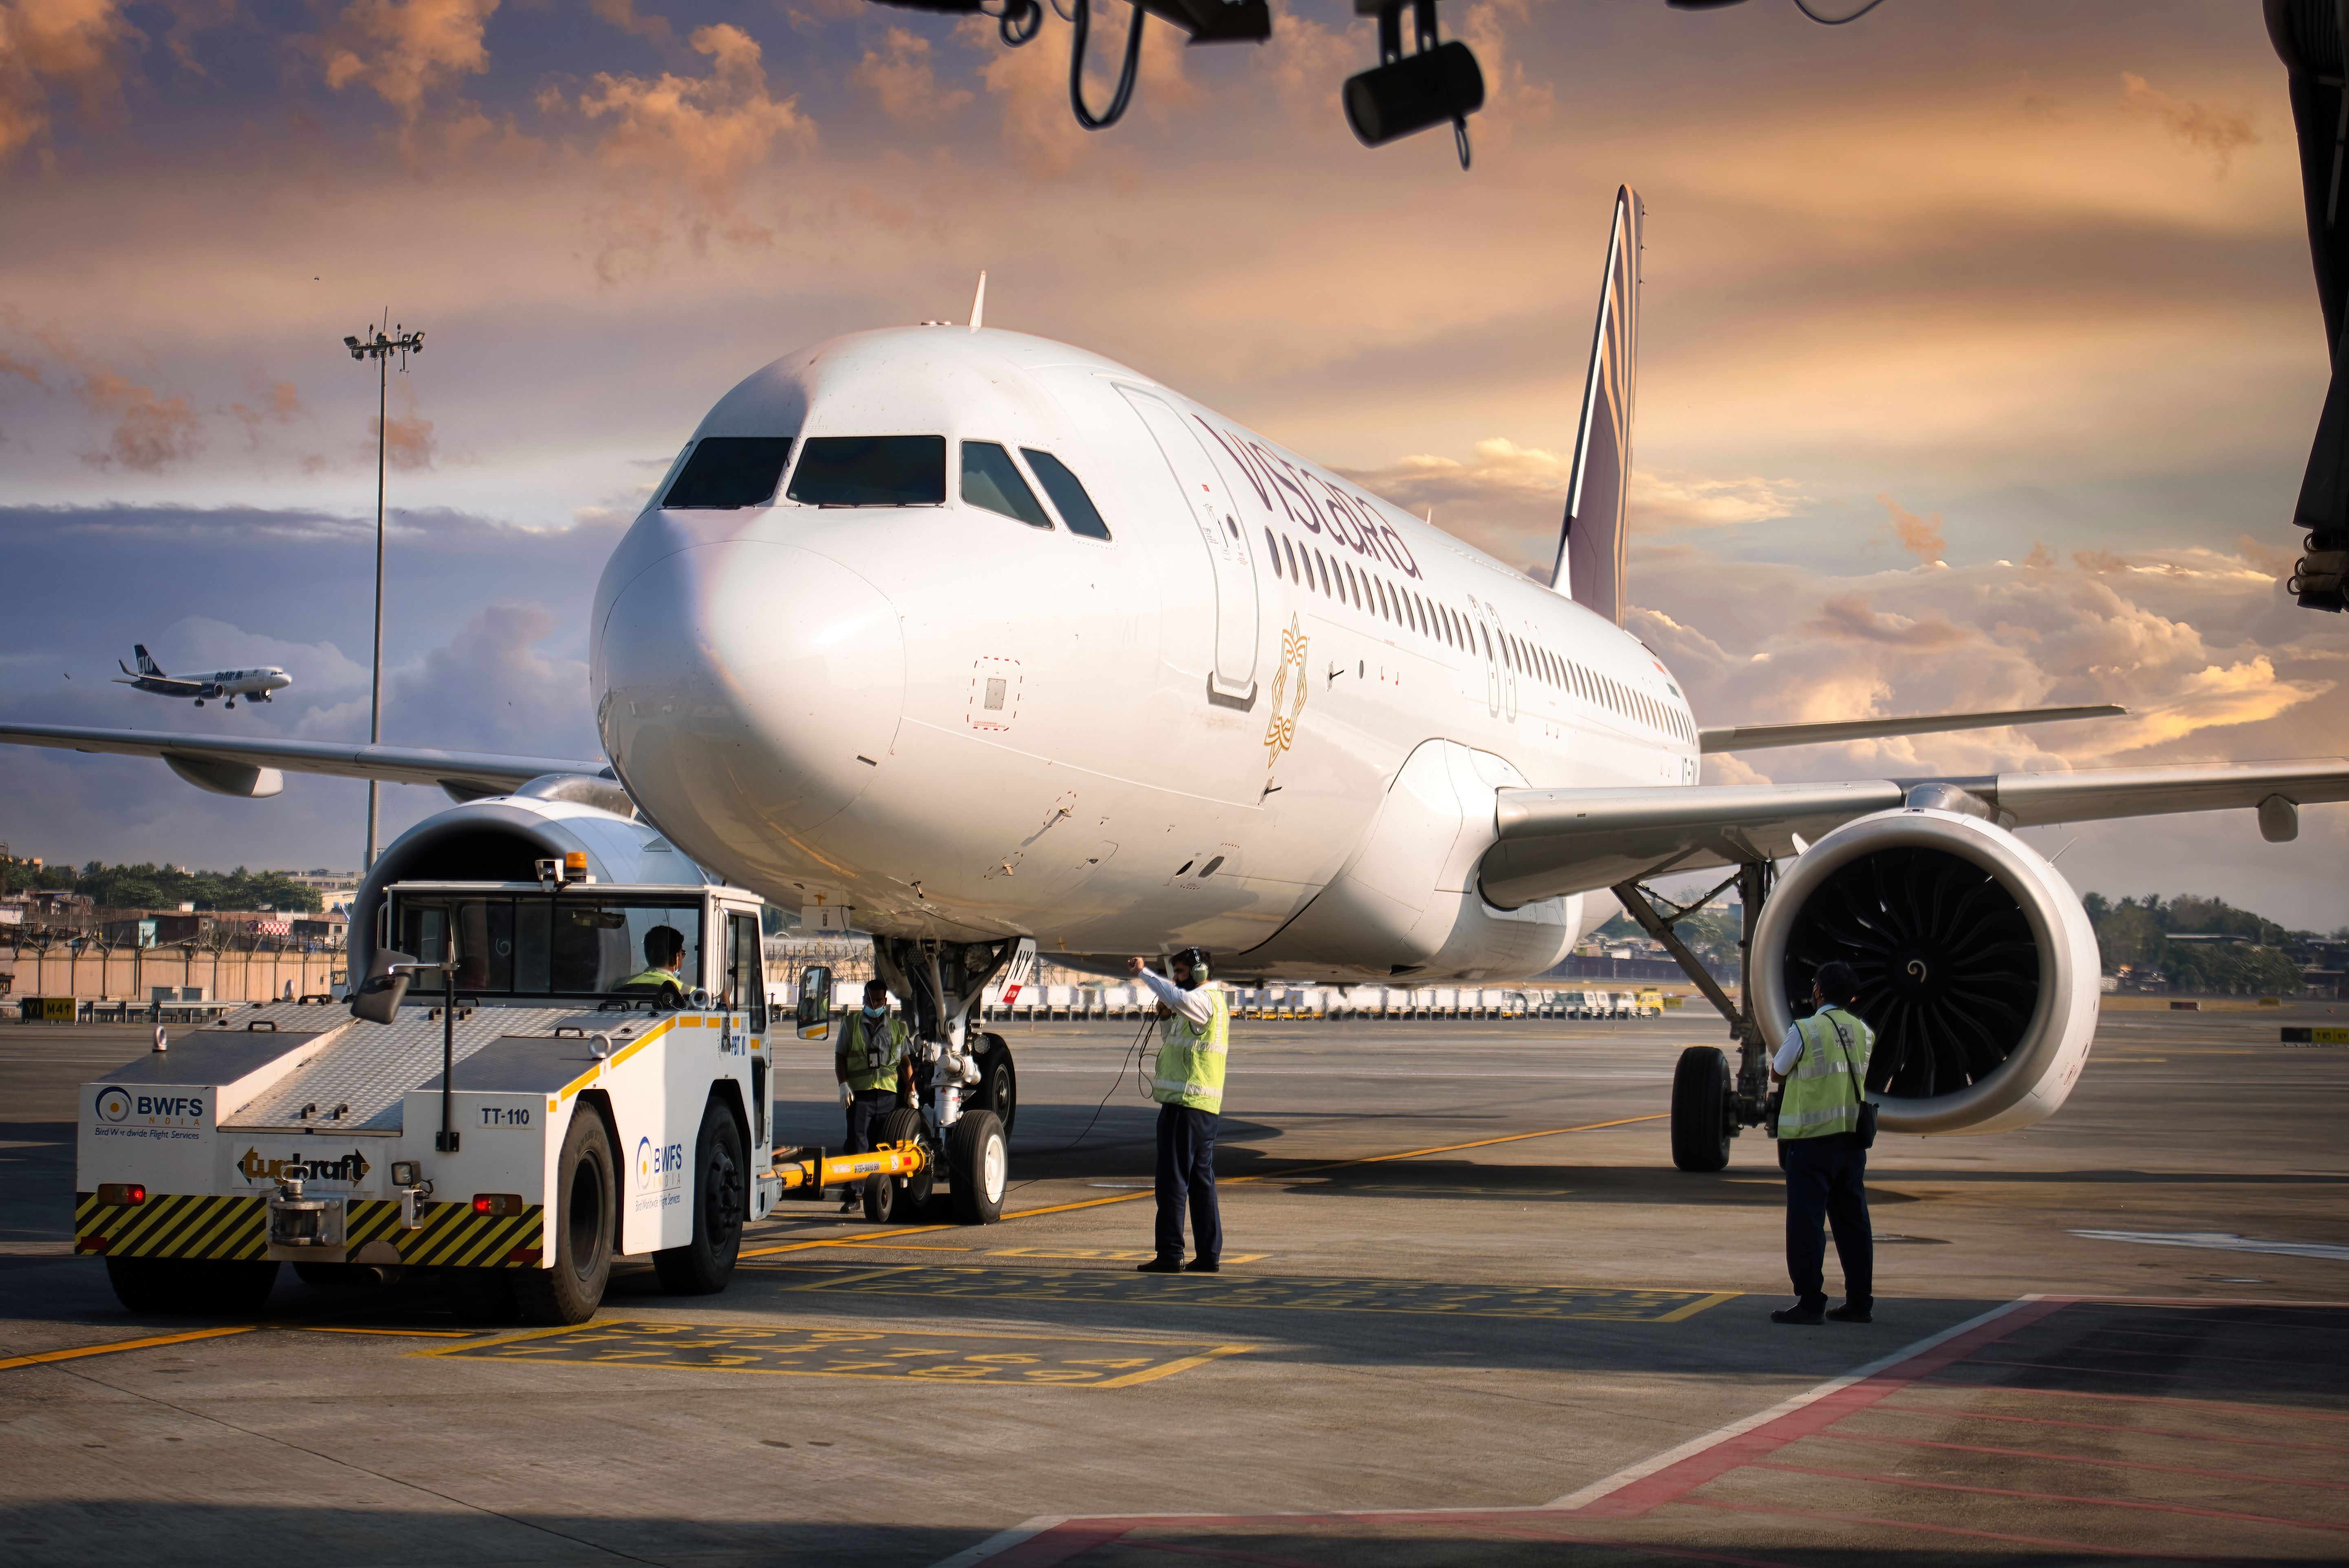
[1003,1012,1157,1197]
[1069,0,1146,130]
[998,0,1041,47]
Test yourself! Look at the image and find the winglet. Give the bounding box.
[970,271,987,333]
[1555,185,1642,625]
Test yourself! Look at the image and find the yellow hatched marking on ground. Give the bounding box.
[990,1248,1270,1264]
[416,1317,1252,1387]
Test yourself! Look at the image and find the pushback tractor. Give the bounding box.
[75,863,1011,1324]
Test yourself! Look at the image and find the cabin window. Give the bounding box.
[1265,528,1282,575]
[788,436,946,507]
[1282,536,1300,582]
[1479,624,1493,661]
[1021,449,1113,540]
[961,442,1052,528]
[1315,551,1331,595]
[1375,578,1392,621]
[665,437,794,509]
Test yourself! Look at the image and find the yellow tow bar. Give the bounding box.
[773,1140,925,1194]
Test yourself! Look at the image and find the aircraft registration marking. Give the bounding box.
[423,1319,1249,1387]
[771,1264,1734,1322]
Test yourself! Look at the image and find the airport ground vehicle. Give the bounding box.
[73,867,1010,1323]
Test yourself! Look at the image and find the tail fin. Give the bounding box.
[134,644,163,676]
[1552,185,1642,624]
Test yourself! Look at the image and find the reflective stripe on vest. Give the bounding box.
[840,1012,910,1093]
[1152,987,1230,1112]
[1778,1007,1876,1139]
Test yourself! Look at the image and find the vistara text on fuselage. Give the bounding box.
[591,325,1699,981]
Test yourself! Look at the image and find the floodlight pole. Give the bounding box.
[341,320,425,873]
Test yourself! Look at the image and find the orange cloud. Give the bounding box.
[228,380,303,444]
[2120,70,2257,176]
[0,0,137,165]
[577,23,812,281]
[1798,591,1971,649]
[852,27,970,129]
[319,0,498,122]
[1875,492,1946,564]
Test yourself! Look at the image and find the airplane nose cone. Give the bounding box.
[595,542,903,867]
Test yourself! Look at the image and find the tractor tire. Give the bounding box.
[948,1109,1008,1225]
[516,1106,616,1324]
[654,1099,746,1295]
[105,1255,185,1315]
[875,1106,936,1218]
[1670,1046,1734,1173]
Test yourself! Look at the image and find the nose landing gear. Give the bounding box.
[870,936,1027,1221]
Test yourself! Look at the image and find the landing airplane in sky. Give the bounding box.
[9,187,2348,1169]
[113,645,291,709]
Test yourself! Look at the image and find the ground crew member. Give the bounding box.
[616,925,688,1007]
[1771,959,1876,1325]
[835,978,912,1211]
[1125,949,1227,1274]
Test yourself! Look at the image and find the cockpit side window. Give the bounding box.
[961,441,1053,528]
[787,436,948,506]
[1021,449,1113,540]
[665,437,795,509]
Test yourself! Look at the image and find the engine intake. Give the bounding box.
[1751,806,2100,1136]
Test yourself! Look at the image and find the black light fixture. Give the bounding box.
[1343,0,1483,166]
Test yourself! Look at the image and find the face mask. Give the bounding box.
[863,1004,885,1019]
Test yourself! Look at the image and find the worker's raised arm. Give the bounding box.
[1132,963,1214,1026]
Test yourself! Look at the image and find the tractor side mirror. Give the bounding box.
[796,965,833,1041]
[351,949,418,1025]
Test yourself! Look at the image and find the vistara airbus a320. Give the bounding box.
[10,187,2345,1167]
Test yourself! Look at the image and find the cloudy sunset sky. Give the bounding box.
[2,0,2343,928]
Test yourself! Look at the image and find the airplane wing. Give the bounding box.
[1478,758,2349,908]
[0,721,606,801]
[115,663,209,696]
[1697,704,2125,754]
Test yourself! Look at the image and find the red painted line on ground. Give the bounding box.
[1999,1338,2349,1370]
[1747,1459,2349,1534]
[1868,1399,2349,1455]
[982,1522,1137,1567]
[1459,1518,1815,1567]
[1573,1295,2074,1519]
[1109,1539,1333,1568]
[1677,1495,2213,1560]
[1913,1378,2349,1423]
[1809,1429,2349,1491]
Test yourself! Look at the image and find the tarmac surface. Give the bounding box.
[2,1003,2346,1566]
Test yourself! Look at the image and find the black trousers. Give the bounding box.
[1782,1131,1872,1307]
[844,1088,898,1154]
[1155,1104,1222,1263]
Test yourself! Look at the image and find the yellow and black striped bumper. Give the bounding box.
[76,1194,546,1268]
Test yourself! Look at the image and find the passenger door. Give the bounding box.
[1119,387,1260,701]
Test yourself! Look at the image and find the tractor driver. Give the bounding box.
[617,925,689,1008]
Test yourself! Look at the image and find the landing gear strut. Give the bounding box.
[1612,861,1778,1172]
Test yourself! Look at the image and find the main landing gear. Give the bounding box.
[1612,861,1779,1172]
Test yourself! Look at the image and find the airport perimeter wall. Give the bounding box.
[0,945,344,1004]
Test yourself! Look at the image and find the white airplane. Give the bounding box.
[9,187,2347,1168]
[114,644,291,709]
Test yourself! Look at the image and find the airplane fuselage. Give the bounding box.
[593,328,1700,980]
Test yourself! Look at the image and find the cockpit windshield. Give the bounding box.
[787,436,947,507]
[392,892,703,1002]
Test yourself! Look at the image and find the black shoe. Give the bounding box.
[1827,1302,1873,1323]
[1184,1258,1220,1273]
[1135,1256,1184,1274]
[1771,1302,1825,1325]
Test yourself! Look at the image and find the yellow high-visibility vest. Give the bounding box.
[840,1011,910,1093]
[1152,987,1229,1113]
[1778,1006,1875,1140]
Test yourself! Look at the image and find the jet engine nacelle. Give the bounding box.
[349,784,711,982]
[1751,804,2100,1137]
